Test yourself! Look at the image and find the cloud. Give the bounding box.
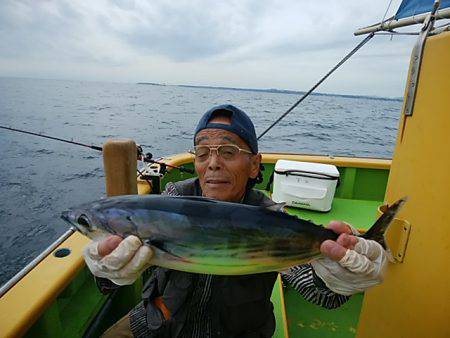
[111,1,269,61]
[0,0,420,97]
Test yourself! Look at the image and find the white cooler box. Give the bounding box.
[272,160,340,212]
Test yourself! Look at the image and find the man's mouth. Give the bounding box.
[205,179,230,185]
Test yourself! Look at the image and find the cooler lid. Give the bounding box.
[274,160,340,178]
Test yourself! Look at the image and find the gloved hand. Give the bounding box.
[83,235,153,286]
[311,221,388,296]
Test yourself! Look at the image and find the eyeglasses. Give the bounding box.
[189,144,253,162]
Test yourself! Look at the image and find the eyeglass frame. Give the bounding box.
[188,144,254,162]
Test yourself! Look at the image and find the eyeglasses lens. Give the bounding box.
[218,145,238,159]
[194,145,239,162]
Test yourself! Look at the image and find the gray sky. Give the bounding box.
[0,0,420,97]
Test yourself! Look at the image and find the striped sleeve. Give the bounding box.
[162,182,181,196]
[281,264,349,309]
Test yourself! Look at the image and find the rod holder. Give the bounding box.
[103,139,138,197]
[379,204,411,263]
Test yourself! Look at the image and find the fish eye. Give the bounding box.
[77,214,91,228]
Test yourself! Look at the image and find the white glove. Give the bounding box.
[83,235,153,286]
[311,237,388,296]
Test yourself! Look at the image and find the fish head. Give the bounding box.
[61,206,109,241]
[61,197,144,240]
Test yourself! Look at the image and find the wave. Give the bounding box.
[82,155,99,160]
[34,149,54,155]
[62,167,103,182]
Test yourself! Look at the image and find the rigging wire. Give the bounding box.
[381,0,395,25]
[380,0,395,41]
[257,32,374,141]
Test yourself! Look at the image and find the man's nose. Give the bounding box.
[207,149,222,170]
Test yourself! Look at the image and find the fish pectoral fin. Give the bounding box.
[144,239,191,262]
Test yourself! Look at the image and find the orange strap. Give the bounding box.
[153,296,171,320]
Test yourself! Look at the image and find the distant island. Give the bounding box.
[137,82,403,102]
[137,82,166,86]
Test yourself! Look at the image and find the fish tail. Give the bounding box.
[362,197,407,253]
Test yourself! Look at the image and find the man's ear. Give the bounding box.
[249,153,262,179]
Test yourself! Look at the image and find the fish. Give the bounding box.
[61,195,406,275]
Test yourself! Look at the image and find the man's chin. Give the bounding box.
[203,186,235,202]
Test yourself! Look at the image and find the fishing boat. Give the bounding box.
[1,0,449,337]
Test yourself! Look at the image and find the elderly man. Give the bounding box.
[85,104,387,337]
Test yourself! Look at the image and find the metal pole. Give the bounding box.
[354,8,450,35]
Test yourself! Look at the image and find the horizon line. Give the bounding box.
[137,82,403,102]
[0,75,403,102]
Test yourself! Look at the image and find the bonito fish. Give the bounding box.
[61,195,405,275]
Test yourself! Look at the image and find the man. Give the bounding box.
[84,104,387,337]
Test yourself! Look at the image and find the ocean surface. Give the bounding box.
[0,77,402,287]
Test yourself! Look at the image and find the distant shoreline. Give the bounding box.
[0,77,401,101]
[137,82,403,102]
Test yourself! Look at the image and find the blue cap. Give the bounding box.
[194,104,258,154]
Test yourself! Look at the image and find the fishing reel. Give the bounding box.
[136,145,194,193]
[140,152,167,177]
[136,146,166,178]
[137,145,194,175]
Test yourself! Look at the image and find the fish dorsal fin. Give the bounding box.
[265,202,286,212]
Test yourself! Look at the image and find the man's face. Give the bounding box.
[194,117,261,202]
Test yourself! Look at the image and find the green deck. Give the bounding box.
[284,290,364,338]
[286,198,382,232]
[264,162,388,338]
[278,197,382,338]
[271,277,289,338]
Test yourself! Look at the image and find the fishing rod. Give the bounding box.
[0,125,194,174]
[0,125,103,151]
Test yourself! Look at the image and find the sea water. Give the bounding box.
[0,77,401,286]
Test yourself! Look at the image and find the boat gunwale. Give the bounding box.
[139,152,391,179]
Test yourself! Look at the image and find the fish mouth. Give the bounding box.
[60,210,90,235]
[61,210,72,224]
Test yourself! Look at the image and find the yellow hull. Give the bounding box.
[357,32,450,338]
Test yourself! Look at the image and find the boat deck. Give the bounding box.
[271,197,382,338]
[286,197,381,231]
